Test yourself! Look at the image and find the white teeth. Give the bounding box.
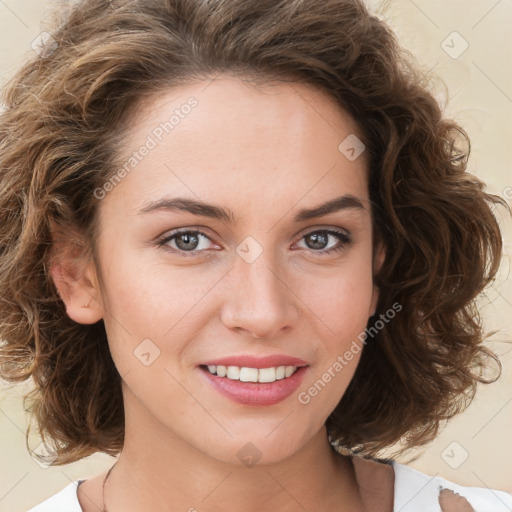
[258,367,276,383]
[239,367,259,382]
[204,364,299,383]
[226,366,240,379]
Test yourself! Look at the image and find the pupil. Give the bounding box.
[176,233,199,251]
[307,232,328,250]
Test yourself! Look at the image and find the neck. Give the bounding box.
[104,429,362,512]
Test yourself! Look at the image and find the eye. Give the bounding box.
[156,227,353,257]
[157,229,218,256]
[294,229,353,255]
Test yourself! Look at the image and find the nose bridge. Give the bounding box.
[220,241,297,337]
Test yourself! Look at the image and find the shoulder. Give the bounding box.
[391,460,512,512]
[26,480,84,512]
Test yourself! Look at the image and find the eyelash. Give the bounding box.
[155,227,353,257]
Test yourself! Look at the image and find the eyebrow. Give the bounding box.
[137,194,365,223]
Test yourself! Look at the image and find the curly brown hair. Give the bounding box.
[0,0,507,465]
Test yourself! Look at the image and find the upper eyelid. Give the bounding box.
[157,227,217,244]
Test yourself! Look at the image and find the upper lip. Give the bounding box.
[199,355,309,369]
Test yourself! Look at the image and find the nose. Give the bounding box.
[220,253,299,340]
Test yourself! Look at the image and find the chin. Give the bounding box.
[199,432,305,468]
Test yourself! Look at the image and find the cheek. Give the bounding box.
[295,258,375,339]
[332,278,374,336]
[295,269,373,413]
[99,242,209,327]
[98,254,223,373]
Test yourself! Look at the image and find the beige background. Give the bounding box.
[0,0,511,510]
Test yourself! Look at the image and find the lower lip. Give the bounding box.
[199,366,309,406]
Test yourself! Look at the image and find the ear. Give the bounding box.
[49,221,104,325]
[369,242,386,317]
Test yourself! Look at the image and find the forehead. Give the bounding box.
[106,75,370,219]
[130,74,363,136]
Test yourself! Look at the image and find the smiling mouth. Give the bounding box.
[198,364,309,406]
[200,364,300,383]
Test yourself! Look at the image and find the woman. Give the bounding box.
[0,0,510,511]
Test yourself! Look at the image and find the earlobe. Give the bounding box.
[49,219,104,324]
[50,261,104,325]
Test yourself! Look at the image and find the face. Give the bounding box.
[73,75,380,466]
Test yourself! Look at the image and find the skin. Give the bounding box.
[51,75,389,511]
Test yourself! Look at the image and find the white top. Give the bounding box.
[27,460,512,512]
